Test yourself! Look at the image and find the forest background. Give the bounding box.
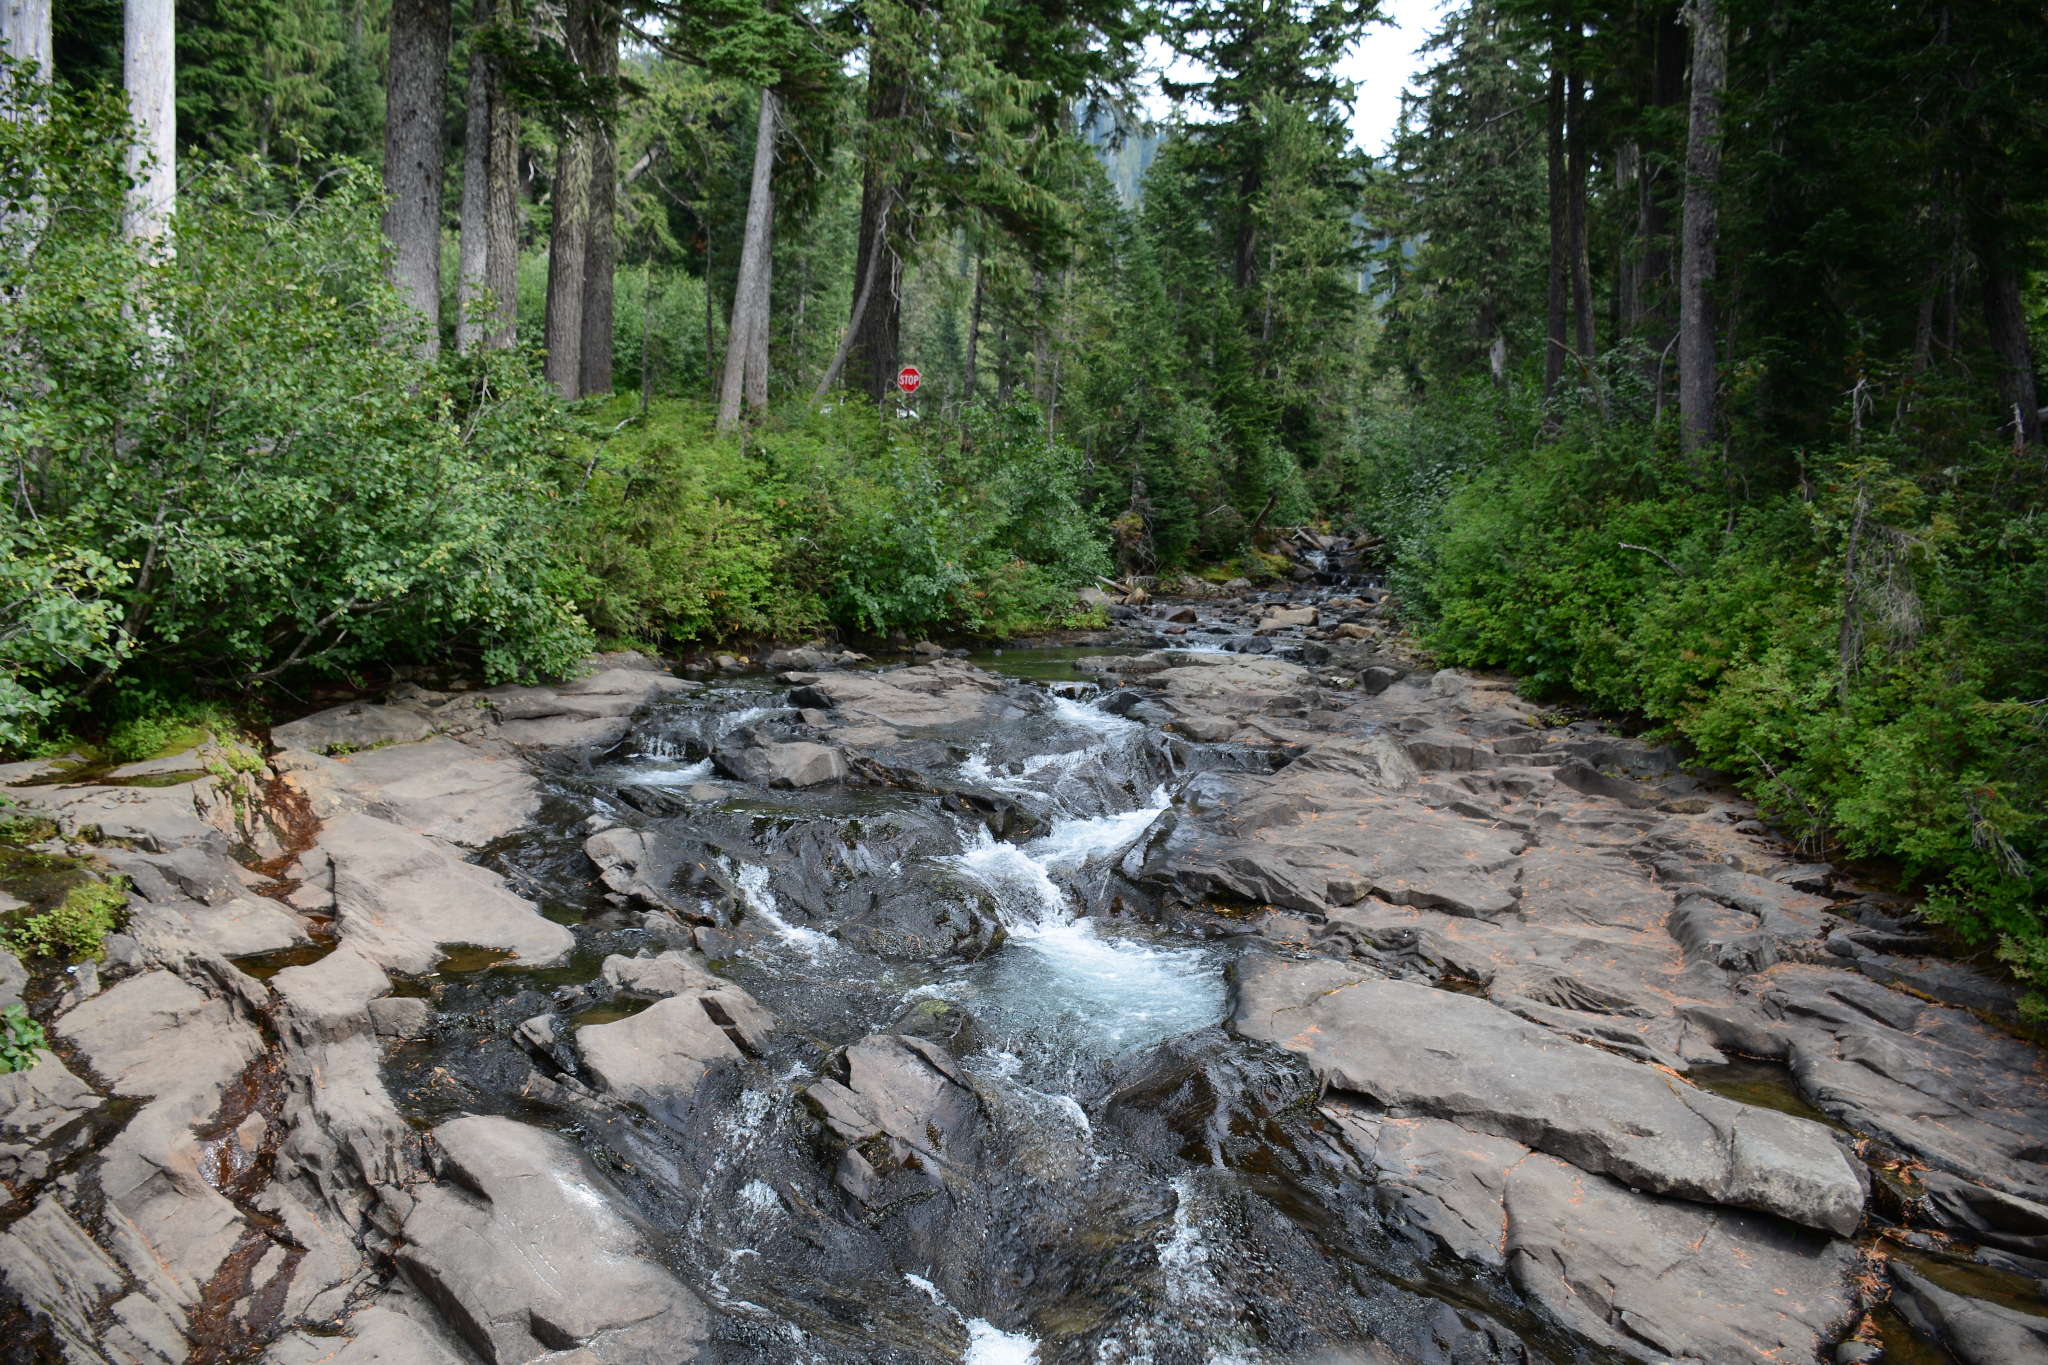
[2,0,2047,1004]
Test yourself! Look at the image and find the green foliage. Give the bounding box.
[6,880,127,963]
[0,1004,46,1074]
[1350,371,2048,1011]
[564,394,1108,642]
[0,63,594,745]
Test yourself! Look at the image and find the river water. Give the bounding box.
[379,654,1572,1365]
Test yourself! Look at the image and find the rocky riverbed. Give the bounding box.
[2,583,2047,1365]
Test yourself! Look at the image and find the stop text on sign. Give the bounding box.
[897,366,922,394]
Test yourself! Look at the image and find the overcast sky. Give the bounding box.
[1143,0,1447,159]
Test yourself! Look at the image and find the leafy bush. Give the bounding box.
[6,881,127,962]
[0,1004,45,1074]
[1349,374,2048,1013]
[0,61,593,745]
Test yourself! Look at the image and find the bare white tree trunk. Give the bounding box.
[1678,0,1726,460]
[717,89,778,430]
[456,0,493,353]
[0,0,52,75]
[124,0,175,242]
[383,0,450,359]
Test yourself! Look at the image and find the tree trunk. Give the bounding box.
[813,187,891,401]
[483,0,521,350]
[382,0,448,355]
[718,88,779,430]
[124,0,175,242]
[846,63,909,401]
[1616,142,1639,328]
[1973,224,2042,447]
[456,0,493,353]
[1633,4,1685,343]
[578,0,618,396]
[964,251,985,402]
[1567,62,1594,364]
[543,0,592,400]
[848,165,902,401]
[0,0,52,75]
[1678,0,1726,459]
[1543,65,1567,401]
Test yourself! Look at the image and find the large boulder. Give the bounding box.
[1235,957,1865,1234]
[396,1116,710,1365]
[577,990,774,1120]
[803,1034,985,1206]
[711,727,848,789]
[485,669,697,749]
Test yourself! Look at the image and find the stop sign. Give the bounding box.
[896,365,922,394]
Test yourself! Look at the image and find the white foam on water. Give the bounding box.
[1049,692,1140,737]
[904,1272,945,1305]
[622,757,713,786]
[732,863,836,959]
[963,1320,1040,1364]
[738,1180,779,1216]
[944,804,1224,1055]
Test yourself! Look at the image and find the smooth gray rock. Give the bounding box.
[577,995,747,1115]
[101,844,247,907]
[397,1115,710,1365]
[0,948,25,1009]
[181,897,311,957]
[1319,1107,1858,1364]
[0,1195,151,1365]
[264,1304,470,1365]
[711,727,848,789]
[1889,1263,2048,1363]
[55,970,265,1311]
[1235,957,1865,1234]
[272,945,390,1047]
[318,812,572,974]
[271,703,436,754]
[282,738,540,847]
[0,1051,103,1157]
[369,996,435,1040]
[804,1034,984,1205]
[1921,1170,2048,1256]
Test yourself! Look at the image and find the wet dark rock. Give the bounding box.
[1889,1262,2048,1363]
[1922,1169,2048,1256]
[396,1115,710,1364]
[712,726,849,789]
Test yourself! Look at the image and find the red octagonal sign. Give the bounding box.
[896,365,922,394]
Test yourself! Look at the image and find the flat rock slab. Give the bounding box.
[1324,1109,1858,1364]
[282,738,540,847]
[272,703,436,754]
[398,1115,709,1365]
[1147,756,1524,917]
[796,660,1034,746]
[265,1304,470,1365]
[1235,957,1864,1233]
[319,812,572,973]
[182,896,310,957]
[1889,1262,2048,1364]
[55,970,266,1309]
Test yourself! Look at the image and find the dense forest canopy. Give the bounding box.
[2,0,2047,998]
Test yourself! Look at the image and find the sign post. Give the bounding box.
[896,365,922,395]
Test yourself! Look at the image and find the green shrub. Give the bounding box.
[6,880,126,962]
[0,1004,46,1073]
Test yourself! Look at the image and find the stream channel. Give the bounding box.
[372,653,1635,1365]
